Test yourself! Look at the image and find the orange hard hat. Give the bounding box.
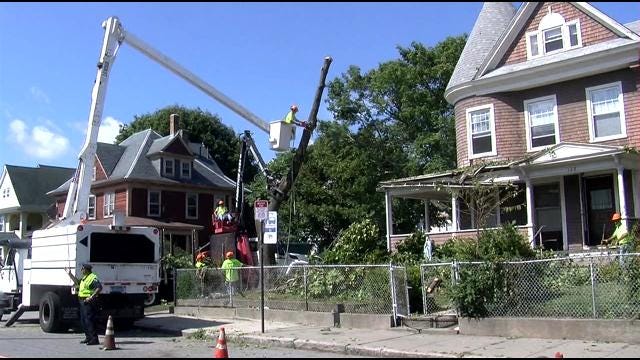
[290,104,298,112]
[218,200,224,205]
[611,213,621,221]
[196,252,205,261]
[225,251,234,259]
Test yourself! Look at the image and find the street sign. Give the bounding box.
[254,199,268,221]
[264,211,278,244]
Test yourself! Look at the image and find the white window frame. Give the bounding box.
[88,195,96,220]
[181,161,191,179]
[524,94,560,152]
[103,192,115,218]
[525,19,582,60]
[185,193,198,219]
[586,81,627,143]
[542,25,564,55]
[92,166,96,181]
[466,104,497,159]
[148,190,161,217]
[163,159,174,177]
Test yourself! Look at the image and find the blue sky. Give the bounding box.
[1,2,638,171]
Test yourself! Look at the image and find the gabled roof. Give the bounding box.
[96,142,126,176]
[625,20,640,35]
[477,2,640,78]
[146,129,194,157]
[446,2,516,91]
[49,128,235,195]
[3,164,75,207]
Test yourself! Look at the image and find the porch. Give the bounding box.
[378,143,640,253]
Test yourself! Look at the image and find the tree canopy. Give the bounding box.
[248,36,467,251]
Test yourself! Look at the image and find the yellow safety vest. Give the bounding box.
[284,110,296,125]
[215,206,228,217]
[78,273,98,299]
[221,259,242,282]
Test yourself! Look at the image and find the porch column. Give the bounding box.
[19,211,27,239]
[525,179,535,247]
[385,192,393,250]
[616,165,628,232]
[451,193,459,231]
[423,200,430,232]
[633,170,640,220]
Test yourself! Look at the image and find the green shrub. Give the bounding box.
[321,219,389,264]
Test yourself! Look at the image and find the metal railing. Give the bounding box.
[420,253,640,319]
[175,264,408,317]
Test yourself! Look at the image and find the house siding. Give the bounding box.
[499,2,619,67]
[164,139,192,156]
[455,68,640,167]
[94,158,107,181]
[131,188,148,217]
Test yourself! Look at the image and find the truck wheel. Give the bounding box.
[143,293,157,307]
[39,292,64,333]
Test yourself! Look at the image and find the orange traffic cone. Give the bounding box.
[555,351,564,358]
[214,327,228,358]
[102,315,117,351]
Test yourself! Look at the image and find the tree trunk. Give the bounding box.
[263,56,333,265]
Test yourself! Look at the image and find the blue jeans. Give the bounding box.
[79,299,98,342]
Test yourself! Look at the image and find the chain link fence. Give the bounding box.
[420,253,640,319]
[176,265,408,317]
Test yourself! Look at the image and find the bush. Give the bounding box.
[321,219,389,264]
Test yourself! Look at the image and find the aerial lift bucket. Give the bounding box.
[269,121,294,151]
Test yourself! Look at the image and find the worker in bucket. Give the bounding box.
[65,263,102,345]
[214,200,233,222]
[284,104,308,148]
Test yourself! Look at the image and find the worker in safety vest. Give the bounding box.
[214,200,233,222]
[65,263,102,345]
[603,212,634,265]
[284,104,307,128]
[221,251,244,299]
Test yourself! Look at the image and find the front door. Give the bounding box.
[584,175,615,246]
[533,183,563,251]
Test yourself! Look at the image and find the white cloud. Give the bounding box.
[97,116,124,144]
[30,86,51,104]
[8,119,69,159]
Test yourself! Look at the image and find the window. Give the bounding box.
[543,26,563,53]
[92,166,96,181]
[467,104,495,157]
[586,82,626,141]
[148,190,161,217]
[103,192,115,217]
[526,17,581,59]
[0,214,4,232]
[1,188,9,198]
[181,161,191,179]
[524,95,559,151]
[186,193,198,219]
[164,159,174,177]
[88,195,96,220]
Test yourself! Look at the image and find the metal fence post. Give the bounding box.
[304,265,309,311]
[589,257,597,318]
[421,264,427,315]
[173,268,177,305]
[389,263,398,327]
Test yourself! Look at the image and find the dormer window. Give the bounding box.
[163,159,174,177]
[181,161,191,179]
[526,10,581,60]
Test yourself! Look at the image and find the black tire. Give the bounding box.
[143,293,157,307]
[39,292,64,333]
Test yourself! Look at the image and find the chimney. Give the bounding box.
[170,114,180,136]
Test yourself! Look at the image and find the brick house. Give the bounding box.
[378,2,640,252]
[48,114,236,257]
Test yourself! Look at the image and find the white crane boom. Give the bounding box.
[61,16,278,225]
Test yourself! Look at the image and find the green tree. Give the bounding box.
[116,105,245,178]
[249,37,466,251]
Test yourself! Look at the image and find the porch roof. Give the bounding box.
[84,216,204,231]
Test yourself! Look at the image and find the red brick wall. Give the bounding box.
[455,68,640,167]
[94,158,107,181]
[500,2,619,67]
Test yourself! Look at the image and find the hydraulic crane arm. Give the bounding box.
[61,16,276,225]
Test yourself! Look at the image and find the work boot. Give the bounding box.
[79,338,90,344]
[86,337,100,346]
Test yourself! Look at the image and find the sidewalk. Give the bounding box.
[136,312,640,358]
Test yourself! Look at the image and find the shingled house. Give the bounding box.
[48,114,236,257]
[0,164,75,239]
[379,2,640,252]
